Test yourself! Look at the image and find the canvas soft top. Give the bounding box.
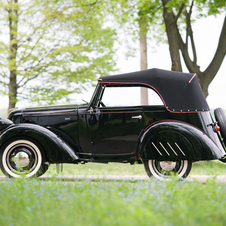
[98,68,209,113]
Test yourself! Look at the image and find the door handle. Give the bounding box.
[132,115,142,119]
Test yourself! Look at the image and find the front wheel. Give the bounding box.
[0,138,46,178]
[144,160,192,180]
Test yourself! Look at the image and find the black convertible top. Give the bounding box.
[99,68,209,113]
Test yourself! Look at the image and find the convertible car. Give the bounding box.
[0,68,226,180]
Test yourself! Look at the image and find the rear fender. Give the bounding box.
[138,121,225,161]
[0,123,79,163]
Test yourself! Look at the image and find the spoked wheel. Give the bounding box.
[144,160,192,181]
[0,138,46,178]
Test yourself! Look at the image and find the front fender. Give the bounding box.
[0,123,79,163]
[0,118,13,131]
[138,121,225,161]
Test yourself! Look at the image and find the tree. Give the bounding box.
[139,5,149,105]
[109,0,161,104]
[0,0,117,111]
[109,0,226,98]
[162,0,226,97]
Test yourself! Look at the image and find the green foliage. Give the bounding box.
[106,0,165,58]
[165,0,226,17]
[0,0,117,107]
[196,0,226,16]
[109,0,226,56]
[1,178,226,225]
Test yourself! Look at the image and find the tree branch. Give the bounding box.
[0,80,7,86]
[175,3,185,22]
[83,0,98,7]
[185,1,197,64]
[162,0,182,71]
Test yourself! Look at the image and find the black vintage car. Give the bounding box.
[0,68,226,180]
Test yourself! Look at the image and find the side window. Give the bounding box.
[101,87,163,107]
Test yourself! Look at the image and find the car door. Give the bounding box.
[90,90,144,156]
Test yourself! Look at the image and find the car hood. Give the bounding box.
[8,105,87,121]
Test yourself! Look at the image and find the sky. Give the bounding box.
[115,13,226,110]
[0,13,226,110]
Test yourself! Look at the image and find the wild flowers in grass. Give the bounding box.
[0,178,226,226]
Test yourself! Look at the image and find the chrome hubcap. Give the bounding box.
[7,144,37,174]
[14,152,30,168]
[159,161,177,171]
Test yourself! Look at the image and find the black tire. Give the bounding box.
[144,160,192,180]
[36,163,49,177]
[214,108,226,146]
[0,138,46,178]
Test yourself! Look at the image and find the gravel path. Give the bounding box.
[1,174,226,182]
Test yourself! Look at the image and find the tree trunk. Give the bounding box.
[179,13,226,97]
[162,0,182,72]
[161,0,226,98]
[140,32,148,105]
[196,15,226,97]
[8,71,17,111]
[8,0,18,112]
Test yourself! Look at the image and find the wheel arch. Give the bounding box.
[0,124,79,163]
[137,120,224,161]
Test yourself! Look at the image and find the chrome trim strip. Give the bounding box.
[159,142,170,156]
[151,142,162,156]
[167,142,178,156]
[175,143,185,156]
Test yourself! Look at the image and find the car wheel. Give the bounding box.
[144,160,192,180]
[36,163,49,177]
[0,138,45,178]
[214,108,226,145]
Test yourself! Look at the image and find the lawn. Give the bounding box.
[43,160,226,177]
[1,160,226,225]
[0,178,226,225]
[1,159,226,178]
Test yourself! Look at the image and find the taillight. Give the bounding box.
[215,125,220,132]
[208,122,221,133]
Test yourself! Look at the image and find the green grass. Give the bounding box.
[0,154,226,225]
[191,160,226,175]
[44,162,147,176]
[1,178,226,225]
[43,160,226,177]
[1,160,226,178]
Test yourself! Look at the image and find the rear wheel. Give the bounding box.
[214,108,226,146]
[0,138,46,178]
[144,160,192,180]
